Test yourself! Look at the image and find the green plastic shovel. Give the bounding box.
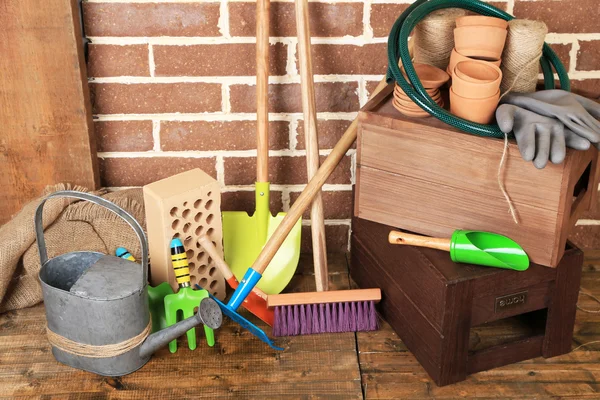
[222,0,301,295]
[388,230,529,271]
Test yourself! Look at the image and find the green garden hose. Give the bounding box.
[387,0,570,138]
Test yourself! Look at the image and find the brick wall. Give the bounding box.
[84,0,600,253]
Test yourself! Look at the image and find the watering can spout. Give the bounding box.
[139,297,222,358]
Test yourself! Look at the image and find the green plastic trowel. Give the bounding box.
[388,230,529,271]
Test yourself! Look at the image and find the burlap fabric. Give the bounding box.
[0,185,146,313]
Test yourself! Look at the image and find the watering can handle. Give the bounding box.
[34,190,149,283]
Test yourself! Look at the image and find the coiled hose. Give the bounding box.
[387,0,570,138]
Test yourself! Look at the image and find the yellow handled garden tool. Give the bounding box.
[222,0,301,295]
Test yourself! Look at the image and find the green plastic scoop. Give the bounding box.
[388,230,529,271]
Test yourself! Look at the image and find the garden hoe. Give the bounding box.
[199,235,274,326]
[222,0,301,295]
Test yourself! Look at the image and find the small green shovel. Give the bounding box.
[388,230,529,271]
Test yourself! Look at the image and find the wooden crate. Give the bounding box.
[350,217,583,387]
[355,84,599,267]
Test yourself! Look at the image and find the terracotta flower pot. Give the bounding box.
[447,48,502,77]
[455,15,508,29]
[450,87,500,124]
[454,25,508,61]
[451,60,502,99]
[392,99,430,118]
[395,93,442,108]
[454,60,502,83]
[401,63,450,89]
[394,84,438,97]
[395,88,442,103]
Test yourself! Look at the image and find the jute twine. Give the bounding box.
[500,19,548,94]
[46,320,151,358]
[413,8,467,70]
[572,290,600,352]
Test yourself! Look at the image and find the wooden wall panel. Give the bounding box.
[0,0,99,224]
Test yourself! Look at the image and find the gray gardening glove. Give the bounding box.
[496,104,591,169]
[501,90,600,147]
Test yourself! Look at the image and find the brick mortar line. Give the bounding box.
[148,44,156,77]
[222,184,353,191]
[87,36,389,45]
[569,40,580,76]
[289,117,299,150]
[89,70,600,84]
[363,0,373,40]
[104,184,351,192]
[506,0,514,14]
[85,0,397,3]
[218,0,230,38]
[216,155,226,185]
[93,112,357,121]
[89,75,381,83]
[87,34,600,46]
[97,148,356,158]
[576,220,600,226]
[151,120,161,151]
[302,219,352,226]
[221,84,231,113]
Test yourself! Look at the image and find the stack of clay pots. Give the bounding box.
[393,63,450,118]
[448,15,508,124]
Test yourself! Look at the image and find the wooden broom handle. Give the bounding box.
[251,77,389,275]
[267,288,381,307]
[256,0,270,183]
[198,236,268,300]
[295,0,328,292]
[388,231,451,252]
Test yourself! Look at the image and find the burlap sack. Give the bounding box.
[0,186,146,313]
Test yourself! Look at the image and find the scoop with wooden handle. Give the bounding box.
[388,230,530,271]
[198,236,274,326]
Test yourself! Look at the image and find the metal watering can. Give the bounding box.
[36,191,222,376]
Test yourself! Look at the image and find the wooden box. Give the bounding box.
[355,84,599,267]
[350,217,583,386]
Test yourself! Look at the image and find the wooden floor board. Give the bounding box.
[2,251,600,398]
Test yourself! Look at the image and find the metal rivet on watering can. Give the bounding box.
[36,191,222,377]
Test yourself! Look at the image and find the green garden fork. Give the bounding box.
[164,238,215,352]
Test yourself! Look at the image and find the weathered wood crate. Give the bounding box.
[355,84,599,267]
[350,217,583,387]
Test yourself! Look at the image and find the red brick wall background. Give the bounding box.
[83,0,600,253]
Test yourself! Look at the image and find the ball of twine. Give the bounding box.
[500,19,548,94]
[413,8,467,70]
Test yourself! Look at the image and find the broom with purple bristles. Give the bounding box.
[267,289,381,337]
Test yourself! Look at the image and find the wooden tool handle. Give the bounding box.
[251,77,389,275]
[256,0,270,183]
[198,236,268,300]
[295,0,328,292]
[267,288,381,307]
[388,231,451,252]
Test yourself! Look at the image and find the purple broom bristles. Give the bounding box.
[356,302,364,331]
[311,304,319,334]
[300,305,308,335]
[319,304,326,333]
[272,300,379,337]
[349,302,357,332]
[368,301,378,331]
[331,303,338,333]
[342,302,351,332]
[273,306,282,336]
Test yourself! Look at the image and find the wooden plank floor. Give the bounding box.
[2,251,600,399]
